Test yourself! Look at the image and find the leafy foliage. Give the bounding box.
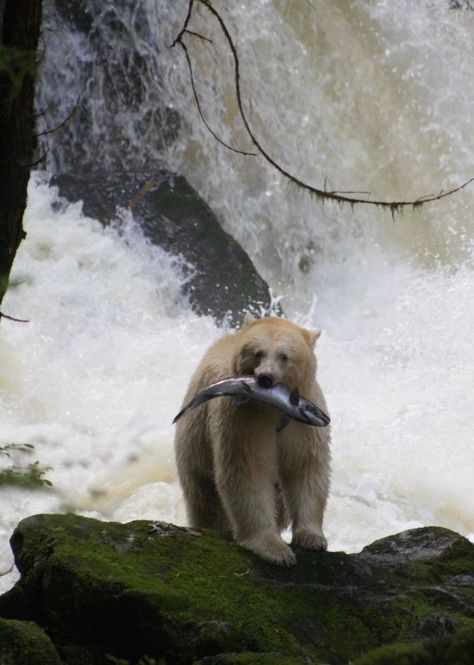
[0,443,52,489]
[0,46,37,98]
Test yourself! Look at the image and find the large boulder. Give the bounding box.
[0,616,61,665]
[51,172,277,326]
[0,514,473,664]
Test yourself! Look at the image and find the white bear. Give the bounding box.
[174,315,331,566]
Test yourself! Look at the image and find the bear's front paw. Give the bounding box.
[292,527,327,551]
[242,532,296,567]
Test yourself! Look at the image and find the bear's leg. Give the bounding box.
[282,451,330,552]
[214,428,296,567]
[175,411,230,532]
[183,472,230,532]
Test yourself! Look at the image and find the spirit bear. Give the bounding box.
[174,314,331,566]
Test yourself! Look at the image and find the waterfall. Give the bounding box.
[1,0,473,592]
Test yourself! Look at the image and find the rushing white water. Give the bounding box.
[1,1,474,592]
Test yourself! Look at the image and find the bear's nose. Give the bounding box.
[257,373,274,389]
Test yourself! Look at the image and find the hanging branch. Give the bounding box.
[171,0,255,157]
[173,0,474,213]
[176,39,256,156]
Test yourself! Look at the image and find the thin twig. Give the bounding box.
[38,91,82,137]
[184,29,213,44]
[0,312,30,323]
[170,0,195,48]
[179,40,256,156]
[29,151,48,168]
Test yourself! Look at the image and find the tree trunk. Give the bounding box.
[0,0,42,311]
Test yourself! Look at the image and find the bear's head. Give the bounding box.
[232,314,320,390]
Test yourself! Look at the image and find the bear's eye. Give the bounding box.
[278,352,289,362]
[254,350,265,361]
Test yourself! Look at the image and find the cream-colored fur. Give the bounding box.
[174,314,331,566]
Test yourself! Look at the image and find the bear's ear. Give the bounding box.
[304,328,321,347]
[241,312,256,329]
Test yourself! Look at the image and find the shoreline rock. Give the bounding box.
[0,514,472,664]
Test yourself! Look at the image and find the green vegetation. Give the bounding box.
[0,45,38,101]
[0,443,52,489]
[355,625,474,665]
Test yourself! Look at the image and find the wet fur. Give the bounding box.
[174,315,331,566]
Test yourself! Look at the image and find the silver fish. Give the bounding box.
[172,376,330,431]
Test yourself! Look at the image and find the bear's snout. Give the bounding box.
[256,373,275,389]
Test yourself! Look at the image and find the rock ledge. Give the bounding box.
[0,514,473,664]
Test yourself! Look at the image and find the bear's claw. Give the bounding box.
[292,527,328,551]
[241,532,297,566]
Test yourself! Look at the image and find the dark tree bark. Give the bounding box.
[0,0,42,311]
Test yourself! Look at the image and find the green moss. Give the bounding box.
[0,46,38,103]
[12,516,307,662]
[354,641,429,665]
[0,617,61,665]
[3,515,474,665]
[193,653,306,664]
[438,625,474,665]
[355,625,474,665]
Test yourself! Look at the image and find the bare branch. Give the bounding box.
[184,29,213,45]
[178,40,256,157]
[170,0,195,48]
[38,91,82,137]
[0,312,30,323]
[173,0,474,212]
[129,177,157,209]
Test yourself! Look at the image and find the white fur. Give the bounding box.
[174,316,331,566]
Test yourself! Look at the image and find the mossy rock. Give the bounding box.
[0,515,473,665]
[354,624,474,665]
[193,653,306,664]
[0,616,61,665]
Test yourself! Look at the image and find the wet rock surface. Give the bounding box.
[51,172,276,327]
[38,0,179,173]
[0,514,473,664]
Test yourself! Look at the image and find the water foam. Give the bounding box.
[0,176,219,592]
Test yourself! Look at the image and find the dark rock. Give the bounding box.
[416,613,457,638]
[0,515,473,665]
[449,1,474,10]
[37,0,179,173]
[451,574,474,586]
[0,616,62,665]
[359,526,471,564]
[51,171,277,326]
